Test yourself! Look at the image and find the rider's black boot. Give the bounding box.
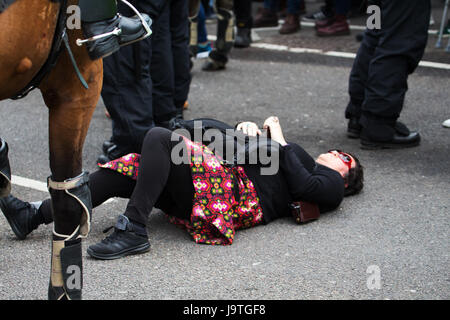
[0,138,11,198]
[79,0,152,60]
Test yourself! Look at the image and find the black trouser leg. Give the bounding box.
[101,36,154,152]
[124,127,194,225]
[347,0,430,141]
[151,2,178,124]
[170,0,192,111]
[234,0,253,29]
[209,0,234,64]
[346,30,378,120]
[79,0,117,22]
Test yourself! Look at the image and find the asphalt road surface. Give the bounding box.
[0,4,449,300]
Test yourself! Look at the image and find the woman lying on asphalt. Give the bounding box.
[0,116,364,260]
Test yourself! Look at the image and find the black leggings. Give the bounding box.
[40,127,194,226]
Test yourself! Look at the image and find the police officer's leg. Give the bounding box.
[202,0,235,71]
[79,0,117,22]
[170,0,192,114]
[189,0,202,58]
[99,36,154,163]
[359,0,430,148]
[152,1,179,127]
[234,0,253,48]
[345,29,379,138]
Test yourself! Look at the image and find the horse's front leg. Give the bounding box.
[45,102,95,300]
[40,41,102,300]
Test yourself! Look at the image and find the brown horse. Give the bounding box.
[0,0,102,299]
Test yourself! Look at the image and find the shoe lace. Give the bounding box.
[101,226,126,244]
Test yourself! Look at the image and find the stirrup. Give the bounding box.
[76,0,152,47]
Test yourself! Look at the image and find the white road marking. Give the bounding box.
[205,24,450,70]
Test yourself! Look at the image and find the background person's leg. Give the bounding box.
[359,0,430,145]
[345,29,379,138]
[100,37,154,162]
[151,2,179,126]
[234,0,253,48]
[170,0,192,114]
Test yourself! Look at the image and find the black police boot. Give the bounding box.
[360,122,421,150]
[87,214,150,260]
[82,14,152,60]
[0,138,11,198]
[234,28,252,48]
[102,138,115,155]
[0,195,44,240]
[97,144,134,165]
[347,117,362,139]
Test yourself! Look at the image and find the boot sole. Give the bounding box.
[87,242,151,260]
[360,139,420,150]
[347,130,361,139]
[316,30,351,37]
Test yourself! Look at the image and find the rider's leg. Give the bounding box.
[79,0,117,22]
[78,0,152,60]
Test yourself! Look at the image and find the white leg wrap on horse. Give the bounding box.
[49,237,83,300]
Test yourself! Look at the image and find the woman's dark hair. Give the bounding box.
[344,152,364,197]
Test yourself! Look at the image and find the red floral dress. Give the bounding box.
[99,136,263,245]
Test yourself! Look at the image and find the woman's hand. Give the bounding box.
[263,116,288,146]
[236,122,262,137]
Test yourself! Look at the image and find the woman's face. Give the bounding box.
[316,150,355,179]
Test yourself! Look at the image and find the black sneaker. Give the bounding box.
[0,195,42,240]
[87,214,150,260]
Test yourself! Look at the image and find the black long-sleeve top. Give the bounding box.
[175,118,346,223]
[242,142,345,223]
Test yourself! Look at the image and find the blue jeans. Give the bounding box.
[264,0,304,15]
[197,4,208,43]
